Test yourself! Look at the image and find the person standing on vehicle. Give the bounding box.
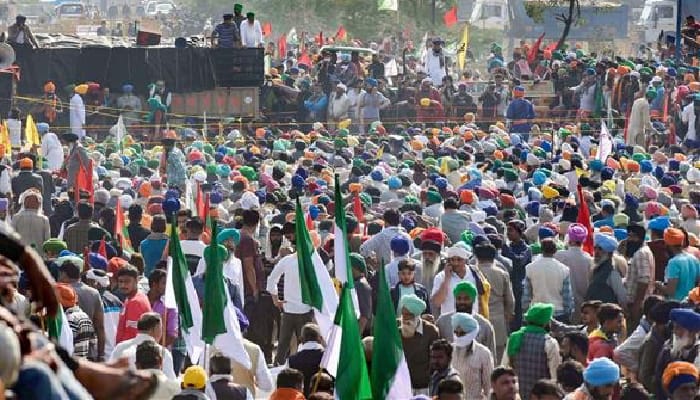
[7,16,38,49]
[211,13,240,49]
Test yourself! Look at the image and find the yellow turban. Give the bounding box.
[420,98,431,107]
[74,84,89,95]
[542,185,559,200]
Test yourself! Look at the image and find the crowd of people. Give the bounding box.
[7,3,700,400]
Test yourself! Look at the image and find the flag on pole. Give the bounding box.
[353,195,365,224]
[597,120,613,162]
[25,114,41,149]
[378,0,398,11]
[315,31,324,46]
[98,237,107,259]
[375,144,384,160]
[47,304,74,355]
[295,198,338,338]
[576,184,595,256]
[334,174,359,315]
[444,6,458,27]
[371,259,413,399]
[335,25,347,41]
[114,200,132,251]
[287,27,298,45]
[457,24,469,70]
[201,218,251,368]
[320,285,373,400]
[278,34,287,59]
[75,159,94,204]
[0,121,10,156]
[527,33,545,64]
[262,22,272,37]
[164,215,205,363]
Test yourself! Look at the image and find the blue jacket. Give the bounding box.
[506,98,535,133]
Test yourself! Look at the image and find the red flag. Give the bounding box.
[335,25,347,41]
[444,6,458,27]
[576,184,595,256]
[196,183,206,219]
[315,31,323,46]
[353,195,364,223]
[75,159,94,204]
[262,22,272,37]
[98,238,107,258]
[306,212,314,231]
[114,200,131,251]
[528,33,545,64]
[544,41,558,52]
[278,34,287,59]
[298,51,311,67]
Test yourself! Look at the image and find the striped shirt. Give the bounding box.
[213,22,240,48]
[626,245,655,303]
[452,342,494,399]
[65,306,97,360]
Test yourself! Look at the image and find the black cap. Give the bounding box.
[223,13,233,19]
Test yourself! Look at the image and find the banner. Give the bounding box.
[378,0,398,11]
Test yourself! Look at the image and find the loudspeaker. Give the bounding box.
[210,48,264,87]
[136,30,161,46]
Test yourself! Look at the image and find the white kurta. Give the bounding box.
[424,52,446,86]
[626,97,651,147]
[41,132,64,171]
[70,94,86,139]
[240,20,263,48]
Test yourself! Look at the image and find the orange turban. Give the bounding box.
[55,283,77,308]
[599,226,614,234]
[349,183,362,193]
[460,190,475,205]
[664,228,686,246]
[409,227,425,240]
[663,362,699,393]
[500,194,516,208]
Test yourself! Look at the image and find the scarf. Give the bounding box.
[506,325,547,357]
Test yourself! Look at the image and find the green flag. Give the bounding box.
[371,260,413,399]
[169,215,193,332]
[201,219,227,343]
[296,198,323,310]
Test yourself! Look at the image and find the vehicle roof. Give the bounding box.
[320,46,377,55]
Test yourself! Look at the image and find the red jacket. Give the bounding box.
[587,329,616,362]
[116,292,152,343]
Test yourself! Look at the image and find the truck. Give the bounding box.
[637,0,700,44]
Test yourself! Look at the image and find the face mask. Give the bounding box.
[453,325,479,347]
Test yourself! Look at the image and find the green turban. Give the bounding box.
[203,143,214,155]
[645,89,657,99]
[349,253,366,273]
[203,244,229,270]
[426,190,442,205]
[404,195,419,204]
[217,228,240,246]
[424,158,438,167]
[639,67,653,75]
[403,160,415,168]
[359,192,372,207]
[206,163,218,175]
[43,238,67,253]
[506,303,554,357]
[453,281,477,300]
[398,294,426,316]
[147,159,160,169]
[234,3,242,12]
[239,166,257,181]
[504,168,518,182]
[632,153,645,163]
[447,159,459,171]
[525,303,554,326]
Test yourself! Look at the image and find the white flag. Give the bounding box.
[598,120,613,162]
[378,0,398,11]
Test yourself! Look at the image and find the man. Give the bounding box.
[110,312,176,379]
[146,269,177,348]
[390,258,430,314]
[490,367,520,400]
[557,360,585,394]
[435,281,496,355]
[506,86,536,141]
[385,235,422,288]
[474,243,514,360]
[586,233,626,304]
[116,84,142,130]
[115,265,152,343]
[439,198,469,245]
[206,354,252,400]
[662,362,699,400]
[211,13,240,48]
[134,340,181,399]
[648,216,671,284]
[417,227,445,294]
[269,368,304,400]
[195,228,245,303]
[173,366,209,400]
[230,310,274,397]
[654,308,700,400]
[502,303,561,399]
[127,204,150,251]
[11,158,43,210]
[0,257,29,318]
[639,300,678,392]
[58,258,106,361]
[349,253,373,334]
[139,215,169,277]
[555,224,593,322]
[181,218,206,276]
[96,20,108,36]
[62,131,90,195]
[502,220,532,330]
[7,16,38,48]
[624,224,655,327]
[423,37,446,86]
[523,238,573,323]
[266,240,313,366]
[587,303,623,361]
[38,123,63,172]
[451,312,494,399]
[55,283,97,359]
[84,268,121,359]
[70,85,87,139]
[561,331,589,366]
[327,83,351,129]
[240,12,263,48]
[233,3,246,27]
[11,190,49,257]
[432,244,487,316]
[436,379,464,400]
[565,357,619,400]
[429,339,462,397]
[615,295,663,377]
[399,294,439,395]
[626,88,655,147]
[64,203,100,253]
[287,323,324,398]
[530,380,564,400]
[360,209,412,268]
[657,228,700,301]
[192,241,242,309]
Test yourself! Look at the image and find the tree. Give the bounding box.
[554,0,581,50]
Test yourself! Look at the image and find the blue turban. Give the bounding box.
[585,67,596,76]
[484,206,498,217]
[122,84,134,93]
[655,165,665,180]
[390,235,410,256]
[589,159,603,172]
[451,312,478,332]
[366,78,378,87]
[540,140,552,153]
[601,167,614,181]
[308,205,320,220]
[210,191,224,204]
[624,193,639,210]
[594,233,618,252]
[292,174,305,189]
[510,134,522,146]
[533,171,547,186]
[640,160,653,173]
[527,201,540,217]
[388,176,401,190]
[162,197,181,214]
[37,123,50,134]
[583,357,620,387]
[670,308,700,331]
[649,216,671,231]
[88,252,108,270]
[538,226,555,240]
[165,189,180,200]
[435,177,448,190]
[668,67,677,76]
[613,228,628,241]
[398,294,426,316]
[401,216,416,232]
[371,170,384,181]
[669,159,680,171]
[217,228,240,245]
[295,166,308,180]
[661,174,677,187]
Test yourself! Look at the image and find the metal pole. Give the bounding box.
[432,0,436,25]
[675,0,683,62]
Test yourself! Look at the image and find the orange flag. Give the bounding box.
[262,22,272,37]
[444,6,458,27]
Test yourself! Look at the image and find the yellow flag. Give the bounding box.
[457,24,469,70]
[440,156,449,175]
[0,121,9,157]
[375,144,384,159]
[25,114,41,147]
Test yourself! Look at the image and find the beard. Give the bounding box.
[594,252,610,267]
[400,318,418,338]
[625,240,643,258]
[672,334,695,356]
[455,303,473,314]
[422,256,440,279]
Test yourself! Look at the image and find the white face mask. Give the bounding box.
[453,327,479,347]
